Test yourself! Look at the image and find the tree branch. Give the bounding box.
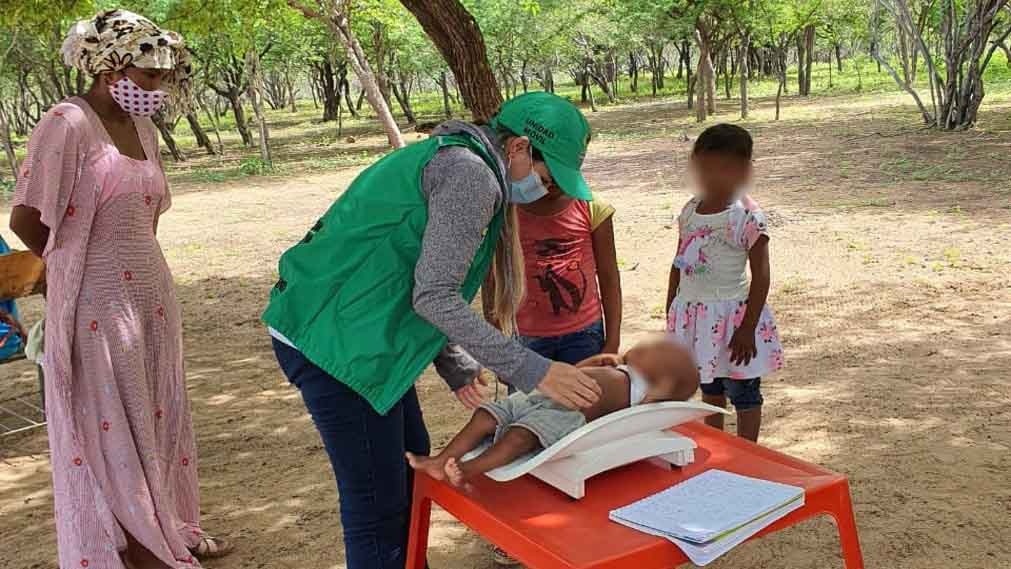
[982,18,1011,71]
[286,0,321,20]
[871,0,935,124]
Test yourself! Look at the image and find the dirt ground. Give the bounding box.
[1,92,1010,569]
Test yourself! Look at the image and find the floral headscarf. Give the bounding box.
[61,9,193,98]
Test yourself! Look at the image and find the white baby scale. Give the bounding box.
[462,401,729,499]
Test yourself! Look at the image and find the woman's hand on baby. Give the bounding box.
[577,353,623,368]
[539,362,602,410]
[729,326,758,366]
[455,372,489,410]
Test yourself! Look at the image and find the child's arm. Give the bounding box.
[665,241,682,315]
[576,353,623,368]
[729,236,770,365]
[592,216,622,354]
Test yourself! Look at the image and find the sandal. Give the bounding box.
[190,535,234,560]
[492,546,519,566]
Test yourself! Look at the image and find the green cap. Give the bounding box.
[490,92,593,201]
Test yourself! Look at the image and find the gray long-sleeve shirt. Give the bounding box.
[415,122,551,393]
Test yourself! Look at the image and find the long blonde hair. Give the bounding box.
[482,126,534,336]
[490,205,526,336]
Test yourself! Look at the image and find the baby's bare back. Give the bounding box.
[579,367,632,422]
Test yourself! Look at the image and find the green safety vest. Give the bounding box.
[262,133,506,414]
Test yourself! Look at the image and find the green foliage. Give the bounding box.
[239,157,272,175]
[3,0,1011,184]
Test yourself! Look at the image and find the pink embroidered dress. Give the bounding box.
[13,99,204,569]
[667,197,785,384]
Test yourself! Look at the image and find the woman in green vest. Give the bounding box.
[263,92,601,568]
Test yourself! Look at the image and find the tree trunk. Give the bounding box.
[391,77,417,125]
[775,42,787,120]
[650,56,658,97]
[186,112,216,155]
[695,54,706,123]
[309,71,320,109]
[606,51,614,97]
[796,35,807,95]
[694,29,707,122]
[740,33,750,119]
[585,64,598,112]
[320,59,341,122]
[723,49,732,100]
[999,41,1011,66]
[684,41,693,83]
[647,43,668,96]
[695,25,717,116]
[780,46,790,94]
[324,4,404,148]
[372,23,393,107]
[337,95,343,138]
[196,92,225,155]
[803,24,815,96]
[340,70,357,118]
[655,43,666,88]
[246,48,273,166]
[835,43,843,72]
[152,112,184,162]
[400,0,504,122]
[686,49,695,109]
[587,63,616,103]
[629,51,639,93]
[440,71,452,118]
[287,72,299,113]
[0,113,18,180]
[226,91,253,146]
[775,76,784,120]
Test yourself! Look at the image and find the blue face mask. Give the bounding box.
[509,172,548,204]
[507,147,548,204]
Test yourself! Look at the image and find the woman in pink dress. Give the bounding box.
[9,10,232,568]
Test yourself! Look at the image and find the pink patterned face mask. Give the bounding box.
[108,76,167,116]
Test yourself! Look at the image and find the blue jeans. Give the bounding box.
[272,339,430,569]
[518,320,605,365]
[700,377,764,410]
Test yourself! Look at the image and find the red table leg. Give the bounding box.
[406,483,433,569]
[829,481,865,569]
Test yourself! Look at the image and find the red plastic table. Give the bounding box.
[406,422,864,569]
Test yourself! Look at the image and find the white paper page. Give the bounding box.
[670,496,804,566]
[609,469,804,544]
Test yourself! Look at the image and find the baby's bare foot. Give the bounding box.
[406,452,447,481]
[444,457,471,490]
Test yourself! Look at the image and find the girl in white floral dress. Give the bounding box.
[665,124,784,442]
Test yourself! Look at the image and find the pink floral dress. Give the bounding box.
[13,98,205,568]
[667,197,785,384]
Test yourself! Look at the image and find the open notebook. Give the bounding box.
[609,469,804,566]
